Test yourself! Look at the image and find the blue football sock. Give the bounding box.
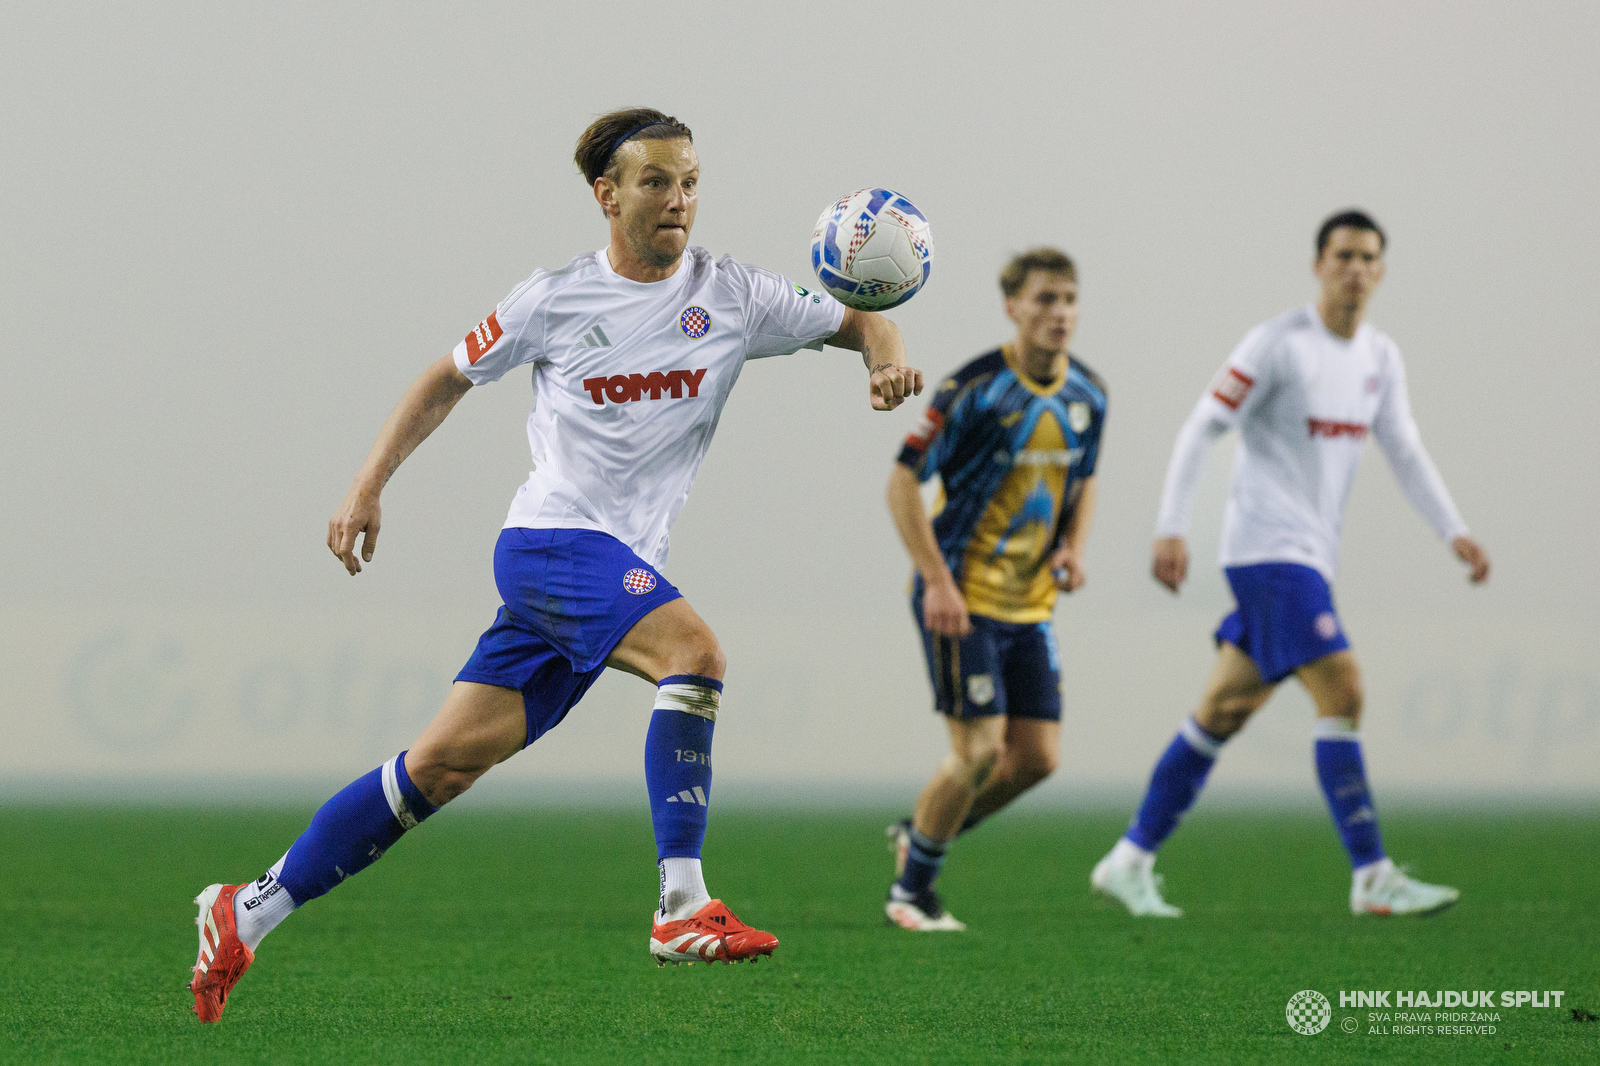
[894,826,947,896]
[1314,718,1385,868]
[1125,718,1226,851]
[645,675,720,861]
[277,751,437,906]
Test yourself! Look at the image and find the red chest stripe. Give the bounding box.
[1308,418,1368,440]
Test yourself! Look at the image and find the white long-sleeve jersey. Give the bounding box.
[1154,304,1469,580]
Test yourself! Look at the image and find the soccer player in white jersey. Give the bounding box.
[1091,211,1490,919]
[185,107,924,1021]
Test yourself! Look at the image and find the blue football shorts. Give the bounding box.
[456,527,682,746]
[911,582,1062,721]
[1214,561,1351,684]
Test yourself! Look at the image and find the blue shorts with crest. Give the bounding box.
[911,580,1062,721]
[1214,562,1350,684]
[456,528,682,746]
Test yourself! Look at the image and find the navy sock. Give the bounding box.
[895,827,947,896]
[1126,718,1226,851]
[1314,719,1385,868]
[645,674,720,860]
[277,751,437,905]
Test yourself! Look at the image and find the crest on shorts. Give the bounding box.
[966,674,995,706]
[680,306,711,339]
[1314,612,1340,640]
[623,568,657,595]
[1068,401,1091,434]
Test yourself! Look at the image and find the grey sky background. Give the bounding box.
[3,1,1597,803]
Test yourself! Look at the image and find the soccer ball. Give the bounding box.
[810,188,933,311]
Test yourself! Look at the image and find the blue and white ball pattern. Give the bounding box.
[810,188,933,311]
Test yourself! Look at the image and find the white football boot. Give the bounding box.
[1091,839,1183,917]
[1350,858,1459,916]
[884,886,967,932]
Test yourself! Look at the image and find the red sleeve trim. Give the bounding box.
[903,406,944,451]
[1211,367,1255,410]
[464,312,503,365]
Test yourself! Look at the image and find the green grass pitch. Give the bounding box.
[1,804,1596,1065]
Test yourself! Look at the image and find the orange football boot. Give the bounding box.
[649,899,778,966]
[189,883,254,1022]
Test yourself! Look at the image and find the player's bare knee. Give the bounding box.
[1196,694,1262,738]
[407,758,482,807]
[951,735,1003,788]
[674,623,726,682]
[1329,683,1362,724]
[1014,746,1058,787]
[427,768,480,806]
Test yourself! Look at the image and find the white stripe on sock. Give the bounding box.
[654,683,719,721]
[1179,717,1224,759]
[380,756,418,829]
[1313,716,1360,739]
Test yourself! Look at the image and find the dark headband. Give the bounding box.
[606,121,678,169]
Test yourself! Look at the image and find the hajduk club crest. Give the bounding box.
[680,306,710,338]
[623,568,657,595]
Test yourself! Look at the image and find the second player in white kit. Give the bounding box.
[1153,300,1467,580]
[1092,211,1490,919]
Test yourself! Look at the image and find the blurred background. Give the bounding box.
[3,0,1596,808]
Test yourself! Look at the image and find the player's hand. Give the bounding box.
[870,364,924,411]
[1152,537,1188,593]
[1452,536,1490,584]
[922,576,972,638]
[1050,545,1086,593]
[328,484,382,575]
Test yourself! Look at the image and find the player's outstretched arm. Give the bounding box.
[827,308,923,411]
[328,355,474,575]
[887,463,970,637]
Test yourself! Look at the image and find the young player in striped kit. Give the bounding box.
[885,249,1107,931]
[1092,211,1490,918]
[185,107,924,1020]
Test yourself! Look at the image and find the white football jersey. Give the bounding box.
[1155,304,1468,579]
[452,247,845,568]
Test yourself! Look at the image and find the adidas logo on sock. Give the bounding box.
[665,786,708,805]
[577,323,612,349]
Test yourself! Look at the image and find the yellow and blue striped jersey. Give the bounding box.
[898,346,1108,623]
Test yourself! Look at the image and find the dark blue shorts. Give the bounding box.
[912,584,1062,721]
[456,528,682,746]
[1214,562,1350,684]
